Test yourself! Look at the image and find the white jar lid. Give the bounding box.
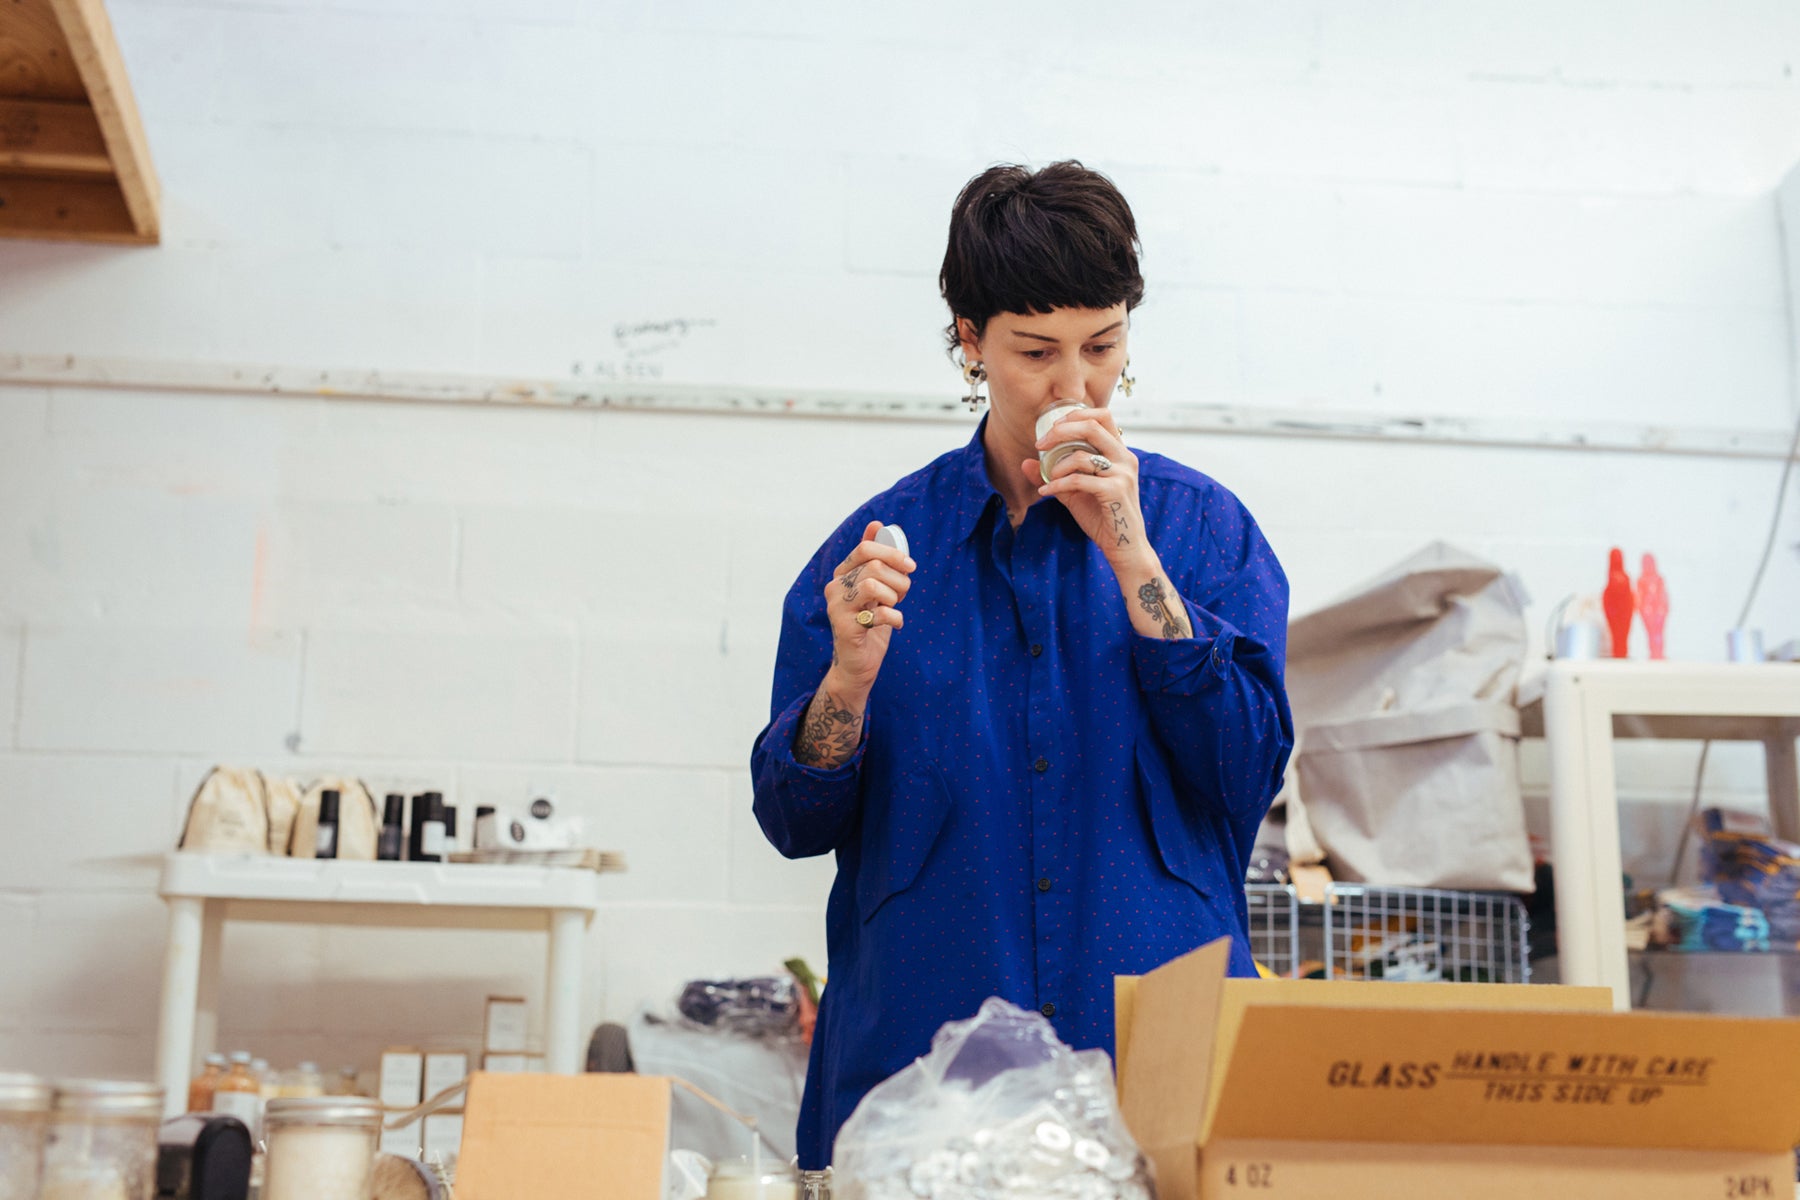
[52,1079,163,1118]
[265,1095,384,1130]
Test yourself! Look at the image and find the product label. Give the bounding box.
[315,825,336,857]
[422,822,446,856]
[211,1088,261,1133]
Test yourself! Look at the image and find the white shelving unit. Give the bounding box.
[1518,661,1800,1010]
[153,853,608,1119]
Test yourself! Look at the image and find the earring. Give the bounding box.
[1119,361,1136,399]
[962,359,988,410]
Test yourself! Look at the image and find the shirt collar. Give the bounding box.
[951,415,1003,544]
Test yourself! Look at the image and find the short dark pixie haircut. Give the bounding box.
[939,160,1145,355]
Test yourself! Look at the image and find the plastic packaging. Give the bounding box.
[1700,809,1800,945]
[832,998,1152,1200]
[0,1073,51,1200]
[676,977,799,1039]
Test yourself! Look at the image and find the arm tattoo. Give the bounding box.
[794,687,864,768]
[1137,577,1192,640]
[1108,501,1131,548]
[840,564,865,604]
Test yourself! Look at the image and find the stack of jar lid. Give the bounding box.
[0,1073,163,1200]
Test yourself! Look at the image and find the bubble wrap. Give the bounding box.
[831,998,1154,1200]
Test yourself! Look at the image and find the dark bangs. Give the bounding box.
[939,161,1145,354]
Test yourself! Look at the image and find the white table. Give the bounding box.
[1519,661,1800,1010]
[154,853,604,1118]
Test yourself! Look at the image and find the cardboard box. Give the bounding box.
[424,1050,469,1104]
[422,1111,464,1163]
[456,1072,671,1200]
[480,1052,545,1074]
[378,1047,425,1157]
[1116,938,1800,1200]
[484,995,529,1053]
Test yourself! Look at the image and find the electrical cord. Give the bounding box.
[1664,402,1800,887]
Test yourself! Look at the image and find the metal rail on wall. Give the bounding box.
[2,351,1796,461]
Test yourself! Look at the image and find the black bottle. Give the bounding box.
[378,794,405,861]
[408,792,431,861]
[315,789,340,860]
[418,793,447,864]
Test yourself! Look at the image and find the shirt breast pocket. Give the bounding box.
[855,760,953,925]
[1135,737,1225,900]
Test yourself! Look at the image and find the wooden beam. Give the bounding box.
[0,0,88,101]
[43,0,158,239]
[0,173,143,242]
[0,96,109,174]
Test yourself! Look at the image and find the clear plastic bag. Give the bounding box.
[832,998,1152,1200]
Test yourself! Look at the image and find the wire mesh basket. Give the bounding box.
[1244,883,1301,978]
[1322,883,1531,984]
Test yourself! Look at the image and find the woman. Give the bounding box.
[750,161,1293,1169]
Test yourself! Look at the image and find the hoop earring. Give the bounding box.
[961,359,988,410]
[1119,361,1136,399]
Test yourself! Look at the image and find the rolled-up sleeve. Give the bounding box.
[1132,487,1294,847]
[750,529,870,859]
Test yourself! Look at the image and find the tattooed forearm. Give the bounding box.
[793,687,864,768]
[1108,501,1131,548]
[1136,578,1192,640]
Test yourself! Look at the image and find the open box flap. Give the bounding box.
[457,1072,672,1199]
[1209,1006,1800,1153]
[1117,938,1231,1160]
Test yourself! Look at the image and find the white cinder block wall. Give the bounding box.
[3,1,1800,1074]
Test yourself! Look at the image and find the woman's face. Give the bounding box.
[960,304,1130,448]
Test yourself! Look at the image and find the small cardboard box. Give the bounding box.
[1117,938,1800,1200]
[424,1050,469,1104]
[378,1047,425,1157]
[456,1072,672,1200]
[484,995,529,1053]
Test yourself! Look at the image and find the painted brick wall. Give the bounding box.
[2,1,1798,1072]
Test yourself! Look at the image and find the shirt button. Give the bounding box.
[1030,643,1043,657]
[1041,1002,1056,1018]
[1033,757,1049,773]
[1037,877,1052,892]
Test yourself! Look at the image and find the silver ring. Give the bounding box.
[1091,454,1112,473]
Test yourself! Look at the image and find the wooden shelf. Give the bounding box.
[0,0,159,243]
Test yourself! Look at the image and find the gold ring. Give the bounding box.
[856,609,875,627]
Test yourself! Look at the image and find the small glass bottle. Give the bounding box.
[209,1053,260,1131]
[315,789,341,859]
[185,1053,226,1115]
[41,1079,163,1200]
[284,1063,324,1099]
[0,1072,51,1200]
[262,1097,382,1200]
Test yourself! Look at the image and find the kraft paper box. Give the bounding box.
[456,1072,672,1200]
[1116,938,1800,1200]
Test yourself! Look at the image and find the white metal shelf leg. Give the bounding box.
[1546,670,1602,994]
[193,902,224,1067]
[545,908,586,1075]
[1764,725,1799,846]
[156,896,206,1118]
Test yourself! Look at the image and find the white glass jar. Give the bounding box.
[709,1159,800,1200]
[41,1080,163,1200]
[0,1073,51,1200]
[262,1096,381,1200]
[1035,403,1098,483]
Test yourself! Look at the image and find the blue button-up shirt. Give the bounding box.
[751,419,1293,1168]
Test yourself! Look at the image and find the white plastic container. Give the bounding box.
[0,1073,51,1200]
[262,1096,382,1200]
[41,1080,163,1200]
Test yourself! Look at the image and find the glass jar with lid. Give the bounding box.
[41,1079,163,1200]
[0,1072,52,1200]
[708,1158,800,1200]
[262,1095,382,1200]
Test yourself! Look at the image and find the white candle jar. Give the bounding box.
[0,1073,52,1200]
[262,1096,382,1200]
[41,1080,163,1200]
